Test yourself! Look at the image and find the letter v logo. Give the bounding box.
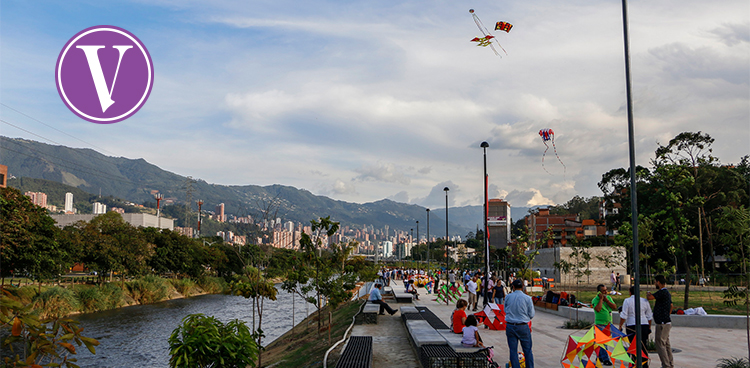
[76,45,133,113]
[56,26,153,124]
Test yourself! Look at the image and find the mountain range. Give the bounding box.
[1,136,532,236]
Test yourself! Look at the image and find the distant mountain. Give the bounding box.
[1,136,474,236]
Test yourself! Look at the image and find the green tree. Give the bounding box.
[229,266,277,368]
[0,187,64,289]
[168,313,257,368]
[717,206,750,361]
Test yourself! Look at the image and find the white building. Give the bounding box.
[92,202,107,214]
[382,240,393,258]
[64,192,74,213]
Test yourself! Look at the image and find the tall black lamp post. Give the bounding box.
[481,141,490,308]
[426,209,430,270]
[444,187,450,289]
[621,0,643,365]
[416,220,420,262]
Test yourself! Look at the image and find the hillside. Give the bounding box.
[1,137,477,235]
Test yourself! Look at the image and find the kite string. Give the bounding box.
[552,137,567,179]
[473,13,507,56]
[541,141,552,175]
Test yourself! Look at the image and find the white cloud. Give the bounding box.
[355,162,411,185]
[387,191,409,203]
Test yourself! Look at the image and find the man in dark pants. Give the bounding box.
[504,279,534,368]
[648,275,673,368]
[369,283,397,315]
[619,285,652,368]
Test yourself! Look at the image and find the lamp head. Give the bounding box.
[444,187,449,192]
[480,141,489,148]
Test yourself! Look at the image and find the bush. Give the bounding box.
[32,287,79,319]
[562,319,591,329]
[75,285,104,313]
[169,314,257,368]
[170,278,196,297]
[197,276,227,294]
[4,285,39,304]
[717,357,750,368]
[127,276,169,304]
[100,283,124,310]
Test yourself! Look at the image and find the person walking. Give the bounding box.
[610,270,617,292]
[619,285,653,368]
[592,284,617,366]
[616,272,622,292]
[648,275,674,368]
[505,279,534,368]
[369,283,397,315]
[449,270,457,289]
[492,276,506,305]
[466,275,478,311]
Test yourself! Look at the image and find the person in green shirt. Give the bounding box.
[592,284,617,366]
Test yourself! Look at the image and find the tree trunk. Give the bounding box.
[678,236,691,310]
[706,214,716,276]
[292,291,295,340]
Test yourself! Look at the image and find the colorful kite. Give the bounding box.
[560,325,650,368]
[469,9,507,56]
[495,21,513,33]
[539,128,566,176]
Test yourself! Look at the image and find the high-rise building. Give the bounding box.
[488,199,511,249]
[0,164,7,188]
[64,192,74,213]
[215,203,225,222]
[92,202,107,214]
[382,241,393,258]
[24,191,48,208]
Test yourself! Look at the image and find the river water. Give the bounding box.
[71,287,314,368]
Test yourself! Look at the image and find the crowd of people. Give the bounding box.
[370,267,674,368]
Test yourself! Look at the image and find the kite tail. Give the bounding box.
[488,43,501,56]
[492,39,508,55]
[541,142,552,175]
[552,139,566,178]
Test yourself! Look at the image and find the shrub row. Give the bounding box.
[2,276,229,318]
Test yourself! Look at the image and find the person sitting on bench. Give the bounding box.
[369,283,397,315]
[406,280,420,300]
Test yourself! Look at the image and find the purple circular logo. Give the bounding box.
[56,26,153,124]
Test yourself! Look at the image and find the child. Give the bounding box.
[461,315,484,347]
[406,280,420,300]
[451,299,469,334]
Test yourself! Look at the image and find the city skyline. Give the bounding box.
[1,0,747,210]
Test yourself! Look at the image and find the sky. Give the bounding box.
[1,0,748,210]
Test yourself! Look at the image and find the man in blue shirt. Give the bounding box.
[369,283,397,315]
[504,279,535,368]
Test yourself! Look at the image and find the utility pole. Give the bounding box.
[481,141,490,308]
[197,200,203,238]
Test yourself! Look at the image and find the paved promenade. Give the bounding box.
[350,294,747,368]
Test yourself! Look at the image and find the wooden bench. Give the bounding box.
[335,336,372,368]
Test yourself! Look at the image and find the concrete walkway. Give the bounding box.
[415,296,746,368]
[349,294,747,368]
[350,301,420,368]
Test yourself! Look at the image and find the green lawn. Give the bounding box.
[542,287,746,315]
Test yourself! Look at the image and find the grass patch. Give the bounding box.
[263,300,364,368]
[197,276,227,294]
[74,285,104,313]
[562,319,591,329]
[32,286,79,319]
[549,287,746,315]
[126,276,169,304]
[169,278,195,297]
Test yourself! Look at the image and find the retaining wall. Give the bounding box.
[535,305,748,329]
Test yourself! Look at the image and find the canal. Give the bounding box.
[71,286,314,368]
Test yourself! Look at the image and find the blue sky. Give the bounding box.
[1,0,748,209]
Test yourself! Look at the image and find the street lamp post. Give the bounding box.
[416,221,420,263]
[481,141,490,308]
[621,1,643,366]
[426,209,430,270]
[444,186,450,293]
[410,228,414,261]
